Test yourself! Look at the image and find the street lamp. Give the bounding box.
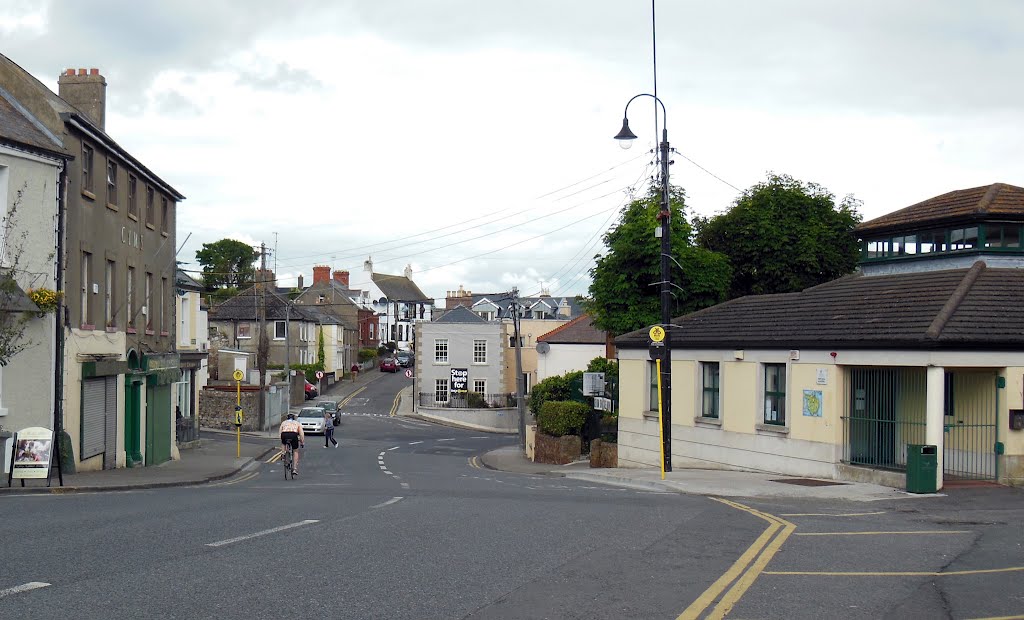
[615,93,673,473]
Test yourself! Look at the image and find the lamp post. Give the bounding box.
[615,93,672,473]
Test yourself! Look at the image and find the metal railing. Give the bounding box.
[418,392,515,409]
[842,367,927,471]
[943,371,997,480]
[176,417,199,444]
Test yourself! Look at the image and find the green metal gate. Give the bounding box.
[843,368,927,470]
[942,371,997,481]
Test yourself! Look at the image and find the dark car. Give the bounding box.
[396,351,413,368]
[304,381,318,399]
[379,358,399,373]
[316,400,340,425]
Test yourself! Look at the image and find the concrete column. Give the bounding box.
[926,366,945,491]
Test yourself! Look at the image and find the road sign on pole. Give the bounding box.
[315,370,324,380]
[404,369,413,378]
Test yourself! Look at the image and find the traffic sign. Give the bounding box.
[315,370,324,380]
[404,369,413,378]
[649,325,666,342]
[232,369,244,382]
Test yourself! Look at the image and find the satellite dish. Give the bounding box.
[536,342,550,354]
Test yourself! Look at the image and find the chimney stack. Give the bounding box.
[332,270,349,287]
[58,67,107,130]
[297,274,304,289]
[312,265,331,285]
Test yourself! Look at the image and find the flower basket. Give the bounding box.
[26,288,61,315]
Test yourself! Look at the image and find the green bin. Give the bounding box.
[906,444,938,493]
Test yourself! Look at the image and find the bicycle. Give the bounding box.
[282,443,294,480]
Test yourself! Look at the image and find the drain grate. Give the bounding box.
[771,478,848,487]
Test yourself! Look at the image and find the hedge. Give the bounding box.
[537,400,589,437]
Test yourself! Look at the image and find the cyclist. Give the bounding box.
[279,412,305,476]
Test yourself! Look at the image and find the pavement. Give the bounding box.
[0,370,982,501]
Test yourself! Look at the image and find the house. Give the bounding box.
[0,72,70,467]
[366,259,434,351]
[614,183,1024,489]
[0,55,186,471]
[292,266,372,368]
[535,314,614,382]
[173,268,209,447]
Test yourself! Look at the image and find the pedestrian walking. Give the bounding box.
[324,410,338,448]
[350,363,360,382]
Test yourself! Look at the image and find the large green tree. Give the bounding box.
[583,185,731,336]
[195,239,258,290]
[694,173,862,299]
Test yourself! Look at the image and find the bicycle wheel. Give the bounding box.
[283,448,292,480]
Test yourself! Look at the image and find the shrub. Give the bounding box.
[358,347,377,363]
[467,391,489,408]
[528,370,583,415]
[537,400,589,437]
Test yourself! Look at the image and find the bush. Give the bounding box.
[358,347,377,363]
[537,400,589,437]
[467,391,489,408]
[528,370,583,415]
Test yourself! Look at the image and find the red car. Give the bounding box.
[379,358,399,373]
[304,381,318,399]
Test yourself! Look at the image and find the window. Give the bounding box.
[434,338,449,363]
[106,160,117,205]
[145,186,155,227]
[435,378,449,403]
[473,339,487,363]
[105,260,115,327]
[81,251,92,326]
[180,294,190,346]
[918,230,946,254]
[81,144,94,193]
[473,379,486,395]
[763,363,786,426]
[984,224,1021,249]
[237,323,252,339]
[509,336,524,347]
[949,227,978,251]
[161,197,169,233]
[701,362,720,418]
[369,323,374,339]
[648,360,659,412]
[127,266,135,329]
[144,272,152,330]
[944,371,955,417]
[127,175,138,219]
[274,320,286,339]
[161,277,168,333]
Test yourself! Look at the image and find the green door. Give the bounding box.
[124,379,143,467]
[145,383,172,466]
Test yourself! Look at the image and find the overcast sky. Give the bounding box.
[4,0,1023,302]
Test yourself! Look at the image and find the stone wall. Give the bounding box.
[535,432,581,465]
[589,439,617,468]
[199,388,261,432]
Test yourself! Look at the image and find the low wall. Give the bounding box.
[415,406,519,434]
[200,388,261,432]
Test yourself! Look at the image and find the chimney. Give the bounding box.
[404,264,413,279]
[297,274,304,289]
[256,269,276,287]
[333,270,349,287]
[58,67,107,130]
[312,265,331,285]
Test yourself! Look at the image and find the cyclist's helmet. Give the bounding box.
[286,412,296,420]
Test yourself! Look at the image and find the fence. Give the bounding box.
[842,367,928,471]
[418,392,516,409]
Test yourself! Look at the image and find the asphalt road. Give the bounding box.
[2,372,1022,619]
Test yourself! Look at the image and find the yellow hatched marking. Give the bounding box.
[795,530,971,536]
[765,566,1024,577]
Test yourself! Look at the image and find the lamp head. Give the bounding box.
[614,117,637,149]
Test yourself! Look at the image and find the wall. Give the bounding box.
[63,330,126,471]
[416,405,519,433]
[199,387,261,431]
[536,343,605,382]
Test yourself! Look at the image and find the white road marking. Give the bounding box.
[438,438,456,442]
[382,470,393,475]
[470,436,489,439]
[378,451,386,457]
[371,496,403,509]
[388,446,400,451]
[400,482,410,489]
[0,582,50,599]
[408,441,423,445]
[205,520,319,548]
[379,465,388,470]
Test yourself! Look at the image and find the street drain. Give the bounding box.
[771,478,848,487]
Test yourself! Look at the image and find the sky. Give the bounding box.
[3,0,1023,304]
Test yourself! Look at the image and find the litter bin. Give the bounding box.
[906,444,938,493]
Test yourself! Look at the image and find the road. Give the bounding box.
[2,372,1022,618]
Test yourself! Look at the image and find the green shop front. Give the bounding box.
[124,350,180,467]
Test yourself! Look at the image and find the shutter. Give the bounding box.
[103,376,117,469]
[81,379,106,459]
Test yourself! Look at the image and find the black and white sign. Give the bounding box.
[583,372,605,396]
[450,368,468,392]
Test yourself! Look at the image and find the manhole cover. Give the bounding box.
[771,478,848,487]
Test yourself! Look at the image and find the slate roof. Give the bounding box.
[432,305,488,324]
[0,86,65,156]
[208,286,323,323]
[453,293,582,319]
[175,269,203,291]
[616,261,1024,351]
[371,272,432,303]
[857,183,1024,235]
[537,314,606,345]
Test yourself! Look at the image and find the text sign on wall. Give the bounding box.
[583,372,605,396]
[450,368,468,393]
[10,427,54,480]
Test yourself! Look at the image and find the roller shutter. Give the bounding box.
[81,379,106,459]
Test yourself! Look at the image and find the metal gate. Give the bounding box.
[843,367,927,470]
[942,371,998,481]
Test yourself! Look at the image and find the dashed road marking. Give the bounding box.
[387,446,400,451]
[438,438,455,442]
[0,582,50,599]
[408,441,423,445]
[371,496,403,509]
[794,530,971,536]
[764,566,1024,577]
[206,519,319,548]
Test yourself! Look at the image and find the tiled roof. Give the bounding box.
[371,273,432,302]
[0,86,64,155]
[208,286,321,322]
[857,183,1024,234]
[452,293,582,319]
[537,314,606,345]
[616,262,1024,350]
[433,305,487,324]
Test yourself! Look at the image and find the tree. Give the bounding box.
[195,239,258,290]
[694,173,862,299]
[316,326,325,371]
[0,186,49,366]
[583,185,731,335]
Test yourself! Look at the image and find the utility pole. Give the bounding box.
[257,243,268,431]
[511,288,527,450]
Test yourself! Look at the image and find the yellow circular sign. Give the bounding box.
[649,326,666,342]
[232,369,244,381]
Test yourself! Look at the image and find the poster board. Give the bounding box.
[9,427,54,483]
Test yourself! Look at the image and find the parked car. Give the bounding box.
[296,407,326,434]
[316,400,340,425]
[396,351,413,368]
[379,358,399,372]
[304,381,318,400]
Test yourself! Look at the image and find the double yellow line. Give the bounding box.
[678,498,795,620]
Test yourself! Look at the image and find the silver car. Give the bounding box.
[296,407,326,434]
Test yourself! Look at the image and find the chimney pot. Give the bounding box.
[78,68,86,75]
[65,68,75,76]
[90,68,99,75]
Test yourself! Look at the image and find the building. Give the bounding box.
[535,314,613,382]
[173,268,209,447]
[615,183,1024,489]
[0,55,186,471]
[292,266,372,368]
[366,259,434,351]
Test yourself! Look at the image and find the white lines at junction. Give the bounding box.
[371,497,404,509]
[0,582,50,599]
[205,519,319,548]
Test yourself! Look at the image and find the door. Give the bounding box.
[145,383,172,466]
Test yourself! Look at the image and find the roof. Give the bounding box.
[432,305,488,324]
[0,278,39,313]
[175,269,203,291]
[857,183,1024,235]
[371,272,432,303]
[537,314,606,345]
[0,86,65,157]
[452,293,582,319]
[208,286,323,323]
[616,261,1024,351]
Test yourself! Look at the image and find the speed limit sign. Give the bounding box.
[315,370,324,379]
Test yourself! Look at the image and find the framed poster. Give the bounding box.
[450,368,468,393]
[10,427,54,481]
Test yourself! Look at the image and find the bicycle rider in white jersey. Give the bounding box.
[280,412,305,476]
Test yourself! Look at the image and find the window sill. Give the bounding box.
[145,223,156,230]
[755,423,790,435]
[161,231,168,237]
[80,324,95,331]
[642,410,660,420]
[160,331,169,337]
[127,327,137,334]
[145,329,155,336]
[105,326,117,333]
[237,336,252,340]
[433,362,450,366]
[106,202,118,212]
[127,213,138,222]
[694,416,722,427]
[81,189,96,201]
